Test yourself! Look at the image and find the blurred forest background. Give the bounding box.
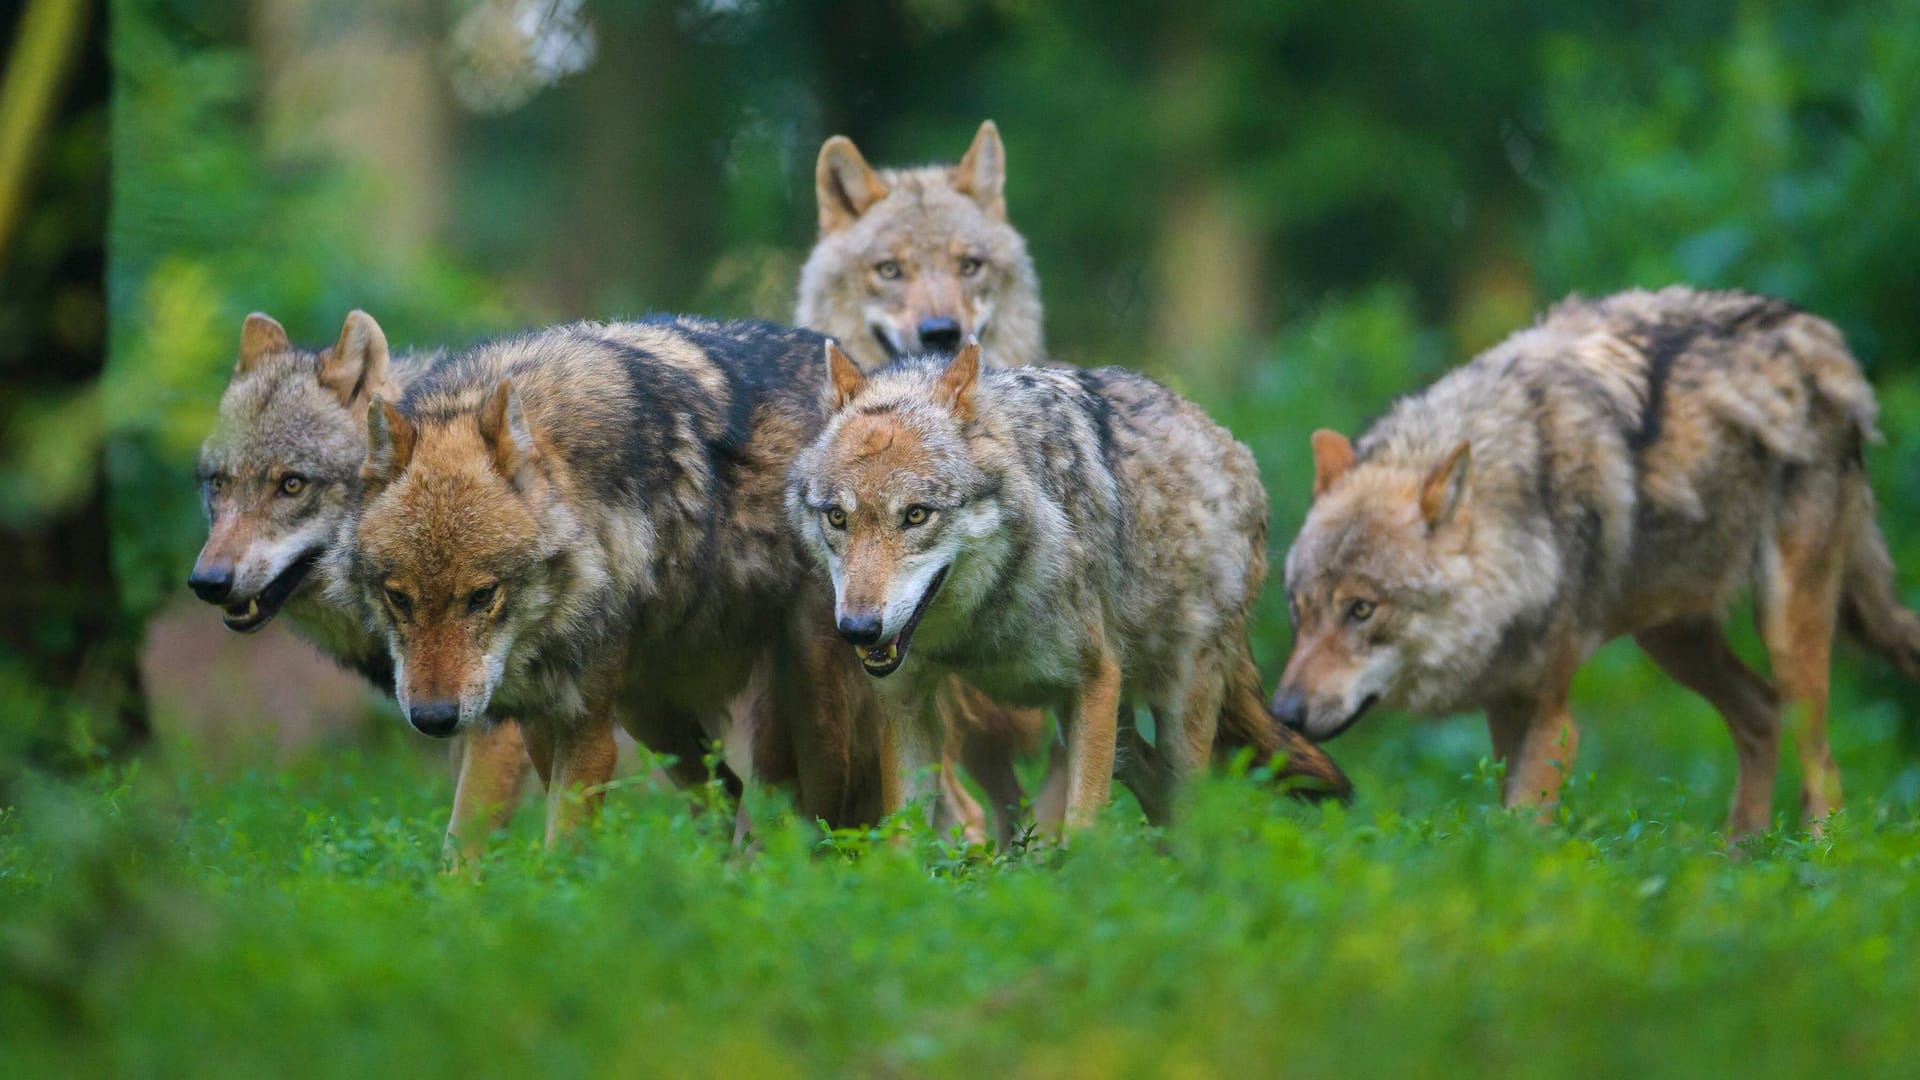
[7,0,1920,801]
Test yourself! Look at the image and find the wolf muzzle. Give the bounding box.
[408,702,461,738]
[188,561,235,604]
[916,317,963,353]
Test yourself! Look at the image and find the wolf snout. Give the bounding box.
[916,317,963,353]
[188,562,235,604]
[1270,688,1308,732]
[836,612,884,646]
[407,702,462,738]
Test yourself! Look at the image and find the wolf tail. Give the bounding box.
[1220,643,1354,803]
[1840,509,1920,681]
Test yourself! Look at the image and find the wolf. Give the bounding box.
[788,341,1354,832]
[336,317,893,842]
[1273,286,1920,837]
[796,120,1054,841]
[188,311,529,858]
[796,120,1044,374]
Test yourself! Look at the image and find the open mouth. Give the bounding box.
[1311,693,1380,743]
[855,566,948,678]
[222,548,323,633]
[871,325,902,362]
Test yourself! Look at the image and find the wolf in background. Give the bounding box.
[796,120,1044,373]
[336,317,897,842]
[189,311,528,860]
[1273,286,1920,837]
[789,341,1353,832]
[796,120,1053,842]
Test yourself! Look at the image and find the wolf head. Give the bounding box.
[1271,429,1481,740]
[794,120,1044,372]
[348,381,578,737]
[787,341,1007,679]
[191,311,393,633]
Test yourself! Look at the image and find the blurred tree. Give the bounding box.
[0,0,144,780]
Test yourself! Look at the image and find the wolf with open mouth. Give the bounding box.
[788,341,1353,832]
[189,310,530,862]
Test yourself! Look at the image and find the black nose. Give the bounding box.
[1271,689,1308,732]
[837,613,883,647]
[408,702,461,738]
[916,317,962,353]
[188,565,234,604]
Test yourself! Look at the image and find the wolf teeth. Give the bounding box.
[246,598,259,618]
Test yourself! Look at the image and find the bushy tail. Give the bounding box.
[1840,514,1920,681]
[1220,645,1354,803]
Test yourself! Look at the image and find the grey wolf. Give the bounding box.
[797,120,1053,842]
[795,120,1044,372]
[789,341,1353,831]
[1273,286,1920,837]
[189,311,529,859]
[336,317,887,841]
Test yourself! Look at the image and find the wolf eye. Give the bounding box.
[825,507,847,529]
[279,474,307,496]
[902,506,931,527]
[467,584,498,613]
[874,261,902,280]
[383,587,413,619]
[957,256,983,277]
[1346,599,1375,624]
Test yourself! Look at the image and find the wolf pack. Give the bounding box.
[188,121,1920,862]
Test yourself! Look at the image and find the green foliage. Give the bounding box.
[4,742,1920,1077]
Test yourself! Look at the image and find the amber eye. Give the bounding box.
[825,507,847,529]
[1346,599,1375,624]
[958,256,983,277]
[384,587,413,619]
[468,584,498,613]
[207,473,228,493]
[874,261,902,280]
[903,506,930,527]
[279,474,307,496]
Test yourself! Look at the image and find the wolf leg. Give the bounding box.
[1062,651,1122,831]
[946,678,1035,847]
[1636,617,1782,838]
[444,719,532,866]
[880,688,947,828]
[1487,687,1579,820]
[543,719,618,846]
[1757,509,1849,830]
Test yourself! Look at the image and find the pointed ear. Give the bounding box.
[237,313,290,373]
[319,310,391,409]
[815,135,889,233]
[476,379,535,480]
[1310,429,1354,499]
[825,340,866,411]
[950,120,1007,219]
[934,338,981,421]
[1419,440,1472,530]
[364,396,415,491]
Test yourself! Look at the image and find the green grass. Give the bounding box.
[6,681,1920,1079]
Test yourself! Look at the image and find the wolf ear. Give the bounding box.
[364,396,416,491]
[1419,440,1472,530]
[1310,430,1354,499]
[934,339,982,421]
[825,340,866,411]
[816,135,889,233]
[477,379,536,481]
[237,313,290,373]
[950,120,1007,220]
[319,310,391,410]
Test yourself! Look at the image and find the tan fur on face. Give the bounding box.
[357,413,541,717]
[796,121,1044,371]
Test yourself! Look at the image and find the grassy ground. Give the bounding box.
[5,667,1920,1079]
